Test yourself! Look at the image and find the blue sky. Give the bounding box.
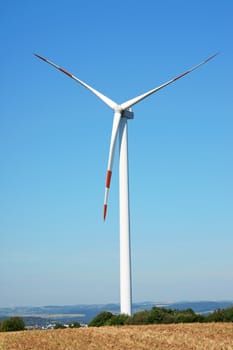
[1,0,232,307]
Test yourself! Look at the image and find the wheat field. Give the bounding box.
[0,323,232,350]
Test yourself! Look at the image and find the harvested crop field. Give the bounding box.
[0,323,232,350]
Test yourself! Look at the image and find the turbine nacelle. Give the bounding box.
[122,108,134,119]
[114,105,134,119]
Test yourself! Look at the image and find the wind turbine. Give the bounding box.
[35,52,218,316]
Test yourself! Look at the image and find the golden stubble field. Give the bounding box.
[0,323,233,350]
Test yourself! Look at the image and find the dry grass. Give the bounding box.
[0,323,233,350]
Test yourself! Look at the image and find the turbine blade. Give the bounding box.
[103,111,122,220]
[121,53,219,110]
[34,53,117,110]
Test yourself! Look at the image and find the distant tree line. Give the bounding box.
[1,307,233,331]
[88,306,233,327]
[54,322,81,329]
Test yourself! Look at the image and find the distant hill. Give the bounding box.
[1,301,233,325]
[165,301,233,314]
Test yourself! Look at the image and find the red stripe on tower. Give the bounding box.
[59,67,73,78]
[106,170,112,188]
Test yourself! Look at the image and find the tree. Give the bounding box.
[127,310,150,325]
[223,306,233,321]
[88,312,113,327]
[173,308,203,323]
[106,314,129,326]
[147,307,173,324]
[206,309,225,322]
[206,307,233,322]
[0,317,25,332]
